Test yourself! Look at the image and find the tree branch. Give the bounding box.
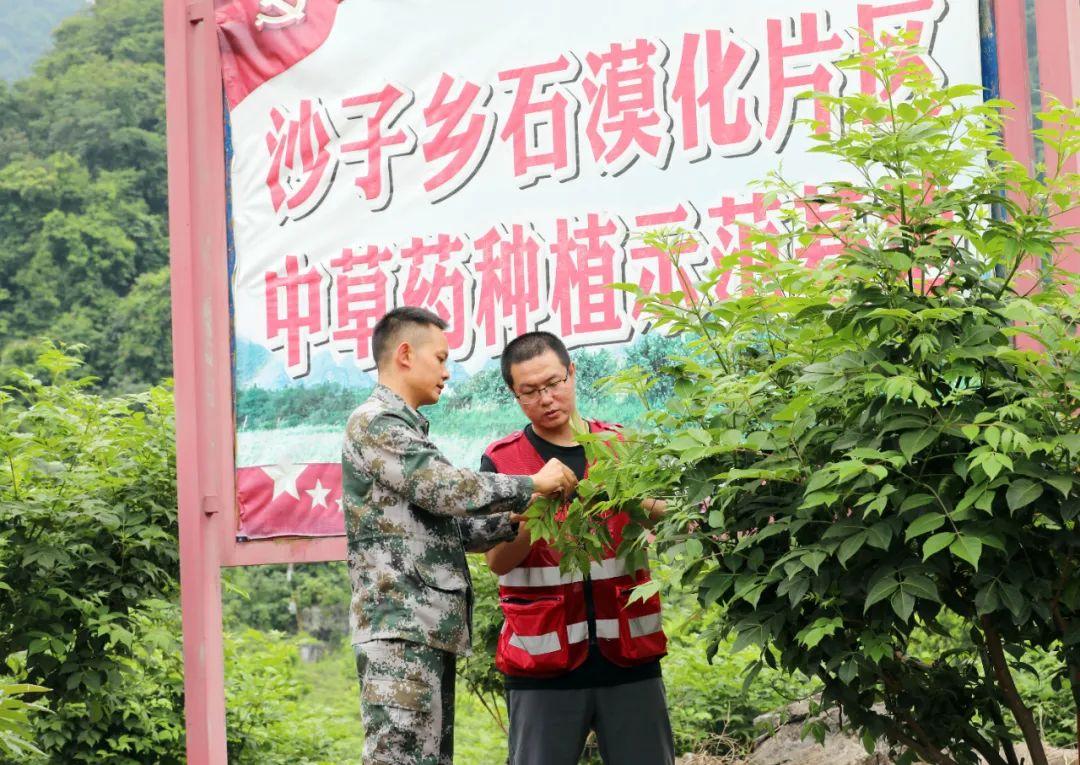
[981,616,1050,765]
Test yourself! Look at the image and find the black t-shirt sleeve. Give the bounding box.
[480,453,498,473]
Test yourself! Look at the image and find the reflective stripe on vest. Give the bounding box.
[503,612,664,656]
[508,630,561,656]
[498,556,630,588]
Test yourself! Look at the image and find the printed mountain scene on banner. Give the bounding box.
[219,0,984,539]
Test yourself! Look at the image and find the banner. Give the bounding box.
[215,0,982,540]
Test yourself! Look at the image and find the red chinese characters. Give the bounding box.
[398,234,474,354]
[707,193,782,298]
[265,99,339,224]
[328,246,396,367]
[498,55,581,188]
[671,30,759,161]
[250,8,958,221]
[264,254,330,377]
[764,12,847,150]
[340,84,417,212]
[421,74,497,202]
[549,213,631,344]
[857,1,944,99]
[583,39,673,175]
[473,223,548,355]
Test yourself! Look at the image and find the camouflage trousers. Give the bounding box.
[355,639,457,765]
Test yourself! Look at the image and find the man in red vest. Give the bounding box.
[481,331,674,765]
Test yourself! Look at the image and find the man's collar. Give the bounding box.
[372,384,429,432]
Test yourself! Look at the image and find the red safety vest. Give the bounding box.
[485,420,667,678]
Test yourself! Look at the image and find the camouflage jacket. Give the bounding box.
[343,385,533,654]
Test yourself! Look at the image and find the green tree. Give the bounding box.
[542,40,1080,765]
[17,0,166,213]
[0,0,171,391]
[106,267,173,391]
[0,153,167,387]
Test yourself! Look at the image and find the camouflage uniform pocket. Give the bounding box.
[363,676,433,712]
[413,561,468,593]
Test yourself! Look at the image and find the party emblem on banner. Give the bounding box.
[216,0,342,107]
[254,0,308,30]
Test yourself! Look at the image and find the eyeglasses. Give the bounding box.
[514,370,570,405]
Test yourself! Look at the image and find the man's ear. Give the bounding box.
[394,340,412,370]
[568,361,576,379]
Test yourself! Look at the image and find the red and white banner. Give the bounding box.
[216,0,982,539]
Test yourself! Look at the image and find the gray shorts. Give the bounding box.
[506,678,675,765]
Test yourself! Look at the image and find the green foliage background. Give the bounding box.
[0,0,171,393]
[1,0,1076,763]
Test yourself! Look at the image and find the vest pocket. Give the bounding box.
[614,583,667,663]
[497,594,570,674]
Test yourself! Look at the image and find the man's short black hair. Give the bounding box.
[372,306,447,367]
[500,331,571,388]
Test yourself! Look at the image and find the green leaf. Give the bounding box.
[802,550,827,575]
[950,535,983,570]
[899,429,938,461]
[1006,479,1043,512]
[999,583,1025,619]
[864,576,898,611]
[866,522,892,550]
[903,574,941,603]
[805,470,838,494]
[838,532,868,566]
[923,532,955,561]
[905,513,945,540]
[1057,434,1080,457]
[975,584,999,615]
[797,617,843,648]
[890,590,915,621]
[861,729,877,756]
[899,493,934,512]
[1045,475,1073,498]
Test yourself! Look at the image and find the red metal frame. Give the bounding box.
[164,1,1078,760]
[1033,0,1080,276]
[164,1,346,762]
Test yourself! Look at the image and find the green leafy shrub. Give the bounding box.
[544,38,1080,765]
[0,343,178,763]
[225,627,366,765]
[0,677,48,760]
[222,561,352,642]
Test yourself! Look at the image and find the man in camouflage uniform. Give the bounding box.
[343,307,577,765]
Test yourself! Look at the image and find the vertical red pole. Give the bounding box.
[992,0,1036,171]
[1034,0,1080,275]
[164,0,232,761]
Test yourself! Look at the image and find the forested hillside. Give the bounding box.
[0,0,171,392]
[0,0,86,82]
